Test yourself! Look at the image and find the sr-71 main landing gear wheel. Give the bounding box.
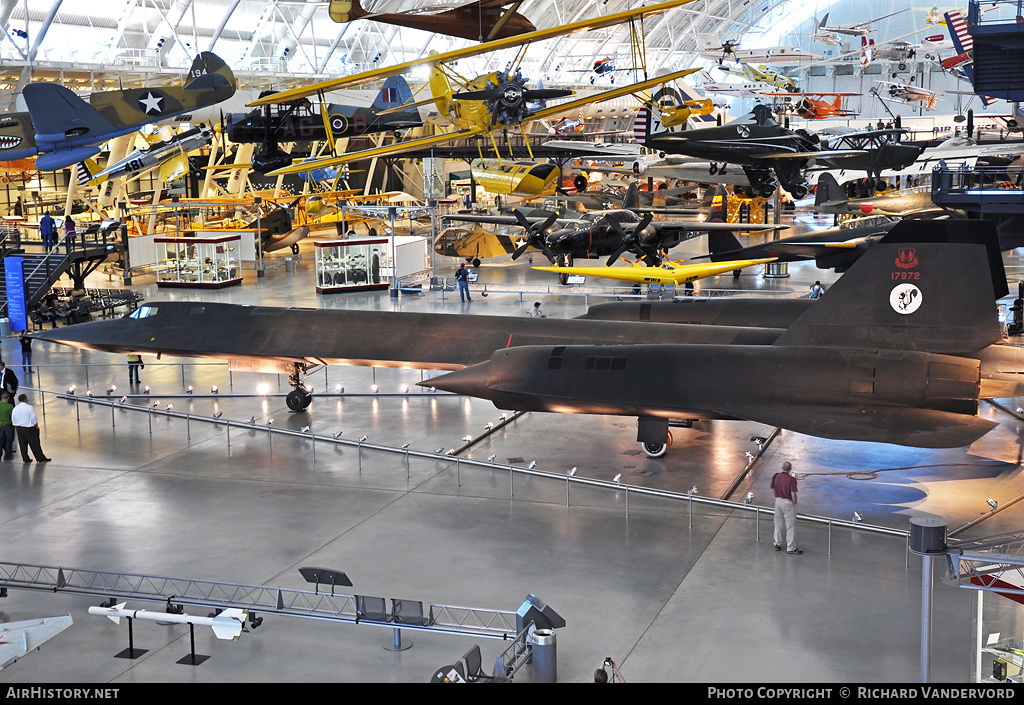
[641,431,673,458]
[286,362,313,411]
[286,388,312,412]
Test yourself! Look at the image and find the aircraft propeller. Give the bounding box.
[452,70,573,125]
[603,212,654,266]
[509,210,559,261]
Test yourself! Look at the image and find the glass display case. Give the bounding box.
[155,234,242,288]
[972,577,1024,682]
[315,238,389,293]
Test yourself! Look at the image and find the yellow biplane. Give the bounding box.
[258,0,700,196]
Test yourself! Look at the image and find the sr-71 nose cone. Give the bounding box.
[418,364,492,398]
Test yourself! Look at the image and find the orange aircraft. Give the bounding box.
[771,92,858,120]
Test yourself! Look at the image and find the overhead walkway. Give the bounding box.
[0,222,126,315]
[969,0,1024,101]
[931,163,1024,248]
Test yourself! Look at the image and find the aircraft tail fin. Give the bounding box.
[774,219,1005,353]
[632,107,651,146]
[819,13,829,30]
[622,181,640,209]
[944,11,973,54]
[184,52,235,91]
[372,75,414,110]
[329,0,370,23]
[814,172,847,208]
[706,184,728,221]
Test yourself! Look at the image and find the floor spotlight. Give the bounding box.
[143,386,150,394]
[67,385,76,395]
[434,448,443,454]
[987,498,998,510]
[333,430,343,438]
[462,434,473,442]
[257,383,270,395]
[118,396,127,404]
[527,461,537,470]
[300,426,310,433]
[266,419,274,427]
[370,384,379,393]
[152,401,160,408]
[399,384,409,393]
[107,385,116,396]
[487,454,496,463]
[213,412,223,419]
[485,422,493,430]
[568,467,577,477]
[743,492,753,505]
[853,512,863,522]
[400,442,410,450]
[335,384,344,393]
[358,435,367,443]
[165,404,173,411]
[613,473,622,484]
[186,385,194,394]
[248,416,256,425]
[211,385,218,394]
[689,485,698,495]
[445,448,455,455]
[744,451,754,462]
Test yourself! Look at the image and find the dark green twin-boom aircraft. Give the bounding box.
[0,53,235,172]
[36,220,1024,455]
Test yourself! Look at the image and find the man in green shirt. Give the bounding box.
[0,392,15,460]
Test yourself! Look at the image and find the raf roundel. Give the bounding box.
[890,283,922,315]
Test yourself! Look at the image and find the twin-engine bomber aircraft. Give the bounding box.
[34,221,1024,456]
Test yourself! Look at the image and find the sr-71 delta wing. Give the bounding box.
[0,53,235,172]
[32,220,1019,454]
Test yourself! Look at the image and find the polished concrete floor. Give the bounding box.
[0,228,1022,683]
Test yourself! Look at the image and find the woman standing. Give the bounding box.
[63,215,76,252]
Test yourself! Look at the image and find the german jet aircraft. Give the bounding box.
[641,105,864,199]
[33,221,1022,455]
[0,52,235,172]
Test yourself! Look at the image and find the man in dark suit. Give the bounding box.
[0,362,19,397]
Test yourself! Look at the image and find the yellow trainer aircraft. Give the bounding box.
[258,0,700,196]
[534,257,777,286]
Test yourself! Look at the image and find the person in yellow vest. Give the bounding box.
[128,354,143,384]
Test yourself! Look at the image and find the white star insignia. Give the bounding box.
[138,92,164,115]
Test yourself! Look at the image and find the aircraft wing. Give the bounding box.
[443,213,565,228]
[524,68,700,124]
[24,83,119,147]
[249,0,696,106]
[269,126,489,175]
[534,258,775,285]
[724,403,997,449]
[0,615,74,671]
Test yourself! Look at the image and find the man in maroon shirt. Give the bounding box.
[771,461,802,554]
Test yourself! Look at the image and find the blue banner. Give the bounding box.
[4,257,26,333]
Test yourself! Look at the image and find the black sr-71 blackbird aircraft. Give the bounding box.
[34,221,1023,457]
[441,184,785,272]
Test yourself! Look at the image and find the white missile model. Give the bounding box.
[88,602,247,640]
[93,125,212,181]
[0,614,74,670]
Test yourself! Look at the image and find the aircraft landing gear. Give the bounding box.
[286,363,313,412]
[471,257,481,267]
[558,253,573,285]
[642,432,673,458]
